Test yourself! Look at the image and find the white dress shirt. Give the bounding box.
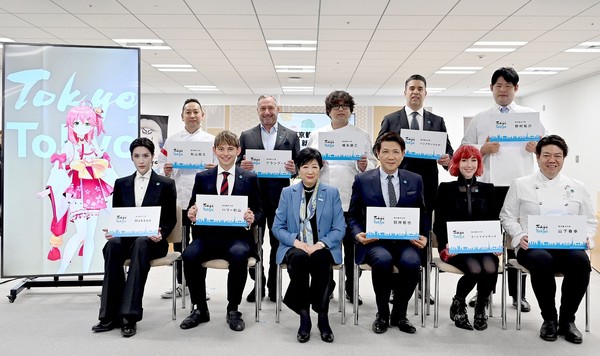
[134,170,152,207]
[404,106,424,130]
[216,165,236,195]
[260,122,279,151]
[500,170,597,250]
[379,167,399,207]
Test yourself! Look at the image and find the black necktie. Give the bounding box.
[411,112,419,130]
[387,175,397,207]
[220,172,230,195]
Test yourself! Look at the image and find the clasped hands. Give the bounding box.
[355,232,428,249]
[293,239,324,255]
[188,205,255,227]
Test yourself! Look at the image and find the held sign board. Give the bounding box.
[246,149,291,178]
[108,207,161,237]
[528,215,587,249]
[318,131,364,160]
[401,129,447,160]
[489,112,543,142]
[366,207,420,240]
[447,220,503,254]
[195,195,248,227]
[169,141,214,170]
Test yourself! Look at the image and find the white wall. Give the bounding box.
[521,73,600,210]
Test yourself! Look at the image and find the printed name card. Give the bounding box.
[318,131,364,160]
[489,112,543,142]
[108,207,161,237]
[401,129,447,160]
[447,220,503,254]
[528,215,587,249]
[195,194,248,227]
[169,141,214,169]
[246,149,291,178]
[366,207,420,240]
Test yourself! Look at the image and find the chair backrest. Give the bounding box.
[166,205,182,244]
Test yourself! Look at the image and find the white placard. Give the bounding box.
[528,215,587,249]
[447,220,503,254]
[195,194,248,227]
[401,129,448,160]
[366,207,420,240]
[169,141,214,169]
[489,112,543,142]
[108,207,161,237]
[246,149,291,178]
[318,131,364,160]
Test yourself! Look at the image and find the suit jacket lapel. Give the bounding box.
[121,173,137,207]
[316,184,326,224]
[251,125,265,150]
[423,110,432,131]
[291,184,301,231]
[141,171,161,206]
[399,109,409,130]
[273,124,286,150]
[369,170,386,207]
[231,167,245,195]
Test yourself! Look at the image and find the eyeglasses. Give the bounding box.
[332,104,350,110]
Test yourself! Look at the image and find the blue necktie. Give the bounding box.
[500,106,509,114]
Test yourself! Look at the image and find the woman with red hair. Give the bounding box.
[433,145,498,331]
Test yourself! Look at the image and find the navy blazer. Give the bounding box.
[376,108,454,212]
[272,182,346,264]
[188,166,263,242]
[347,168,430,264]
[112,170,177,248]
[237,123,300,208]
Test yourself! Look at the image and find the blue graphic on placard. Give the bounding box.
[404,151,441,160]
[366,231,419,240]
[529,241,587,250]
[109,229,159,237]
[449,245,503,254]
[195,218,246,227]
[322,152,362,160]
[256,171,291,178]
[489,134,541,142]
[172,162,206,169]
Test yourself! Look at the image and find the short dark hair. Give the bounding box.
[325,90,355,116]
[373,132,405,158]
[405,74,427,89]
[214,130,240,148]
[536,135,568,157]
[182,98,203,113]
[295,147,323,171]
[491,67,519,86]
[129,137,155,155]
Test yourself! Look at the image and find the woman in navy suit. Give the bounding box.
[272,148,346,343]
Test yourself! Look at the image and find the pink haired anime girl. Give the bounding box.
[39,101,118,274]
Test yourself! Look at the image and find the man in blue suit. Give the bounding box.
[93,137,177,338]
[180,130,263,332]
[348,132,430,334]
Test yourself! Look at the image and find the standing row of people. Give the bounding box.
[91,67,595,345]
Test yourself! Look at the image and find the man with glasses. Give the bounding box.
[237,95,300,302]
[306,90,377,305]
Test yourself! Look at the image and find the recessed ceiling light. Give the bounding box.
[474,41,528,46]
[152,64,193,68]
[157,68,197,72]
[269,47,316,51]
[267,40,317,45]
[185,85,219,91]
[465,48,516,53]
[113,38,171,50]
[435,70,477,74]
[275,65,315,73]
[267,40,317,52]
[282,86,313,92]
[440,67,483,71]
[524,67,568,71]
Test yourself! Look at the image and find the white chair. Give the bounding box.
[124,204,183,320]
[276,263,345,324]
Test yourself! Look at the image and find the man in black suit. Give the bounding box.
[180,130,263,332]
[376,74,453,220]
[237,94,300,302]
[348,132,430,334]
[92,137,177,337]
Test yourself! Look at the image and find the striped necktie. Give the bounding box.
[220,172,230,195]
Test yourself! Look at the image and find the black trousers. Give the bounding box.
[183,237,250,311]
[249,204,279,295]
[448,253,499,300]
[283,247,334,314]
[99,236,167,322]
[363,241,421,319]
[517,248,590,322]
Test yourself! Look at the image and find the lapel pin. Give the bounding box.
[403,179,407,184]
[239,175,243,179]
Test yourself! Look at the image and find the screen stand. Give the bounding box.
[7,275,103,303]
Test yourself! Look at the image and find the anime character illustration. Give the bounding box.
[38,101,118,274]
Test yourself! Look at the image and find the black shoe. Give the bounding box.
[450,296,473,330]
[226,310,245,331]
[318,312,334,343]
[297,330,310,343]
[91,320,119,332]
[473,300,488,331]
[121,320,137,338]
[418,290,435,305]
[345,291,363,305]
[246,287,265,303]
[297,314,312,343]
[558,322,583,344]
[540,320,558,341]
[372,314,389,334]
[180,307,210,329]
[468,294,477,308]
[397,318,417,334]
[512,297,531,312]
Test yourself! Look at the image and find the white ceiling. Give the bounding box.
[2,0,600,97]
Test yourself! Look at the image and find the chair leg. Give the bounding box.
[181,226,188,309]
[434,266,439,328]
[489,292,494,318]
[516,269,522,330]
[586,283,590,332]
[276,264,282,323]
[172,261,177,320]
[353,264,359,325]
[425,261,431,316]
[339,265,346,325]
[502,267,507,330]
[255,261,261,322]
[414,286,419,316]
[420,267,426,327]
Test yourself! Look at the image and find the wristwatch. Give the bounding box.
[317,241,327,249]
